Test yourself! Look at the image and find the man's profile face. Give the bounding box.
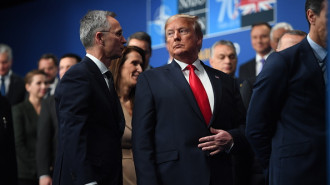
[314,1,328,48]
[102,16,127,60]
[0,52,12,76]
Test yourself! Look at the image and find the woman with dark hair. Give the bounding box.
[109,46,145,185]
[12,70,48,185]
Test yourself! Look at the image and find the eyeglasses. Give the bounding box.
[100,30,123,38]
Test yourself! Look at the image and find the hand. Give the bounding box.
[198,127,233,155]
[39,176,52,185]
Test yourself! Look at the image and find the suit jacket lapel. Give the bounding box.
[202,63,222,127]
[84,57,113,102]
[167,61,205,123]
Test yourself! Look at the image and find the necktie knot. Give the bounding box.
[104,71,112,79]
[186,64,196,71]
[260,58,266,65]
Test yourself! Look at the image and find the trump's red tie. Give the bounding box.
[186,64,212,125]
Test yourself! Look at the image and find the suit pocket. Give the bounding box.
[279,141,311,158]
[155,150,179,164]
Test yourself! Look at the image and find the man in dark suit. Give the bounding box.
[53,10,126,185]
[37,53,59,97]
[37,53,81,185]
[132,14,249,185]
[238,22,273,80]
[0,94,18,185]
[246,0,327,184]
[0,43,26,106]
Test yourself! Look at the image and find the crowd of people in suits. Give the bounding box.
[0,0,327,185]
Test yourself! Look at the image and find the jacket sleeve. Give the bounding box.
[246,52,289,169]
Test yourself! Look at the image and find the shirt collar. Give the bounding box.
[307,34,327,61]
[1,70,12,79]
[174,58,202,71]
[86,53,109,75]
[256,49,273,62]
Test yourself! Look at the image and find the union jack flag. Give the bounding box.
[239,0,276,16]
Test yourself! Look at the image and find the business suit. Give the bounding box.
[238,58,256,80]
[53,56,125,185]
[239,77,256,110]
[0,95,18,185]
[7,72,26,106]
[36,95,57,178]
[132,61,250,185]
[246,38,326,185]
[12,99,39,183]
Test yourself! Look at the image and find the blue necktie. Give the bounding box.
[260,58,266,69]
[0,76,5,96]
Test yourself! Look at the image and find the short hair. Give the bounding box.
[210,40,237,58]
[24,70,47,84]
[284,30,308,37]
[0,43,12,61]
[251,22,272,31]
[270,22,293,41]
[165,14,203,50]
[79,10,116,49]
[60,53,82,63]
[305,0,325,27]
[127,32,152,54]
[38,53,58,66]
[109,46,145,107]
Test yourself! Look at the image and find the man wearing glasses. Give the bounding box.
[52,10,126,185]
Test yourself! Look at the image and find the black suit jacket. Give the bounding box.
[246,38,326,185]
[0,95,18,185]
[238,58,256,81]
[132,61,250,185]
[53,57,125,185]
[6,72,26,106]
[36,95,57,177]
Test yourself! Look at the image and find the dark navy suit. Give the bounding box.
[246,38,326,185]
[132,61,250,185]
[53,57,125,185]
[238,58,256,80]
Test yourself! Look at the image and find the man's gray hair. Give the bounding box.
[270,22,293,41]
[80,10,116,49]
[0,44,12,61]
[210,40,236,59]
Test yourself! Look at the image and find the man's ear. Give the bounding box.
[306,9,316,26]
[95,32,104,45]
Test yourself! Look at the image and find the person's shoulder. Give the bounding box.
[12,100,27,111]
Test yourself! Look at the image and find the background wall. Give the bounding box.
[0,0,308,77]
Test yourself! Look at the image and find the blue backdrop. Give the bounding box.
[0,0,308,78]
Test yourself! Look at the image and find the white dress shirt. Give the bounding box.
[174,59,214,112]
